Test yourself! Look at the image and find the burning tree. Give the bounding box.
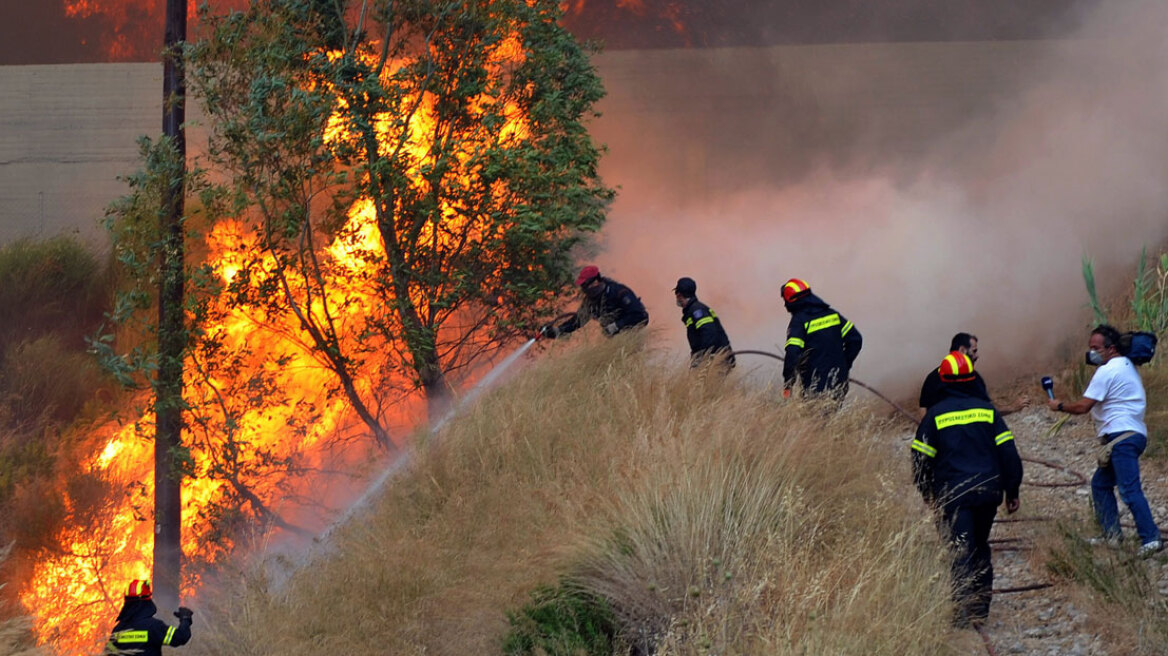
[189,0,613,426]
[20,1,610,652]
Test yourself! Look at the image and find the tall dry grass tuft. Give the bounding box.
[565,354,952,655]
[189,333,954,655]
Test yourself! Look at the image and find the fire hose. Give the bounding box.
[730,348,1077,634]
[728,349,1087,488]
[537,312,584,340]
[729,349,919,423]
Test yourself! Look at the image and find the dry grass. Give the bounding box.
[188,333,958,655]
[1043,518,1168,655]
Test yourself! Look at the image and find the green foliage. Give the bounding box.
[1082,256,1108,326]
[99,131,321,555]
[1129,247,1168,336]
[0,235,113,430]
[503,580,618,656]
[1083,247,1168,337]
[95,135,200,390]
[0,336,106,429]
[0,236,114,498]
[1046,523,1168,649]
[188,0,614,413]
[0,236,119,605]
[0,236,109,350]
[1047,524,1150,602]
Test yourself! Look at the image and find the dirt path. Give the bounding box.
[926,406,1168,655]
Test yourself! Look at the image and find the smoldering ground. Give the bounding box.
[585,0,1168,397]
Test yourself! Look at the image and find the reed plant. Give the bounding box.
[1082,247,1168,338]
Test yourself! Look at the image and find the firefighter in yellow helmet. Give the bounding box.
[912,352,1023,628]
[780,278,861,399]
[108,579,193,655]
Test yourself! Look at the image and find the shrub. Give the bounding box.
[0,336,107,429]
[503,581,618,656]
[0,236,110,351]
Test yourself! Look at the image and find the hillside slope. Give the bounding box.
[187,334,957,655]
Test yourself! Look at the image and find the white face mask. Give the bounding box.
[1086,349,1105,366]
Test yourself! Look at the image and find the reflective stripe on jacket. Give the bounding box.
[782,293,861,392]
[911,389,1023,506]
[681,298,733,365]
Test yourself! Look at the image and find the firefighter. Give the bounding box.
[108,579,193,655]
[919,332,1030,415]
[539,265,648,339]
[673,277,734,369]
[912,352,1023,628]
[780,278,861,399]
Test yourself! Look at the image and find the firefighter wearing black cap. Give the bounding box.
[108,579,193,655]
[912,352,1023,628]
[540,265,648,339]
[673,277,734,369]
[780,278,862,398]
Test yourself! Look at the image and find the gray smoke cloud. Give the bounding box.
[585,0,1168,398]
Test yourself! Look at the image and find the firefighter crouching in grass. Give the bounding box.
[673,276,734,370]
[539,265,648,339]
[912,352,1023,629]
[108,579,193,655]
[780,278,862,399]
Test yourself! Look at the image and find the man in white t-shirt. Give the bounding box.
[1049,324,1162,556]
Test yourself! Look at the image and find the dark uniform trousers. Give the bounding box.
[941,493,998,624]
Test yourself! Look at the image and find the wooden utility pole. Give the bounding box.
[154,0,187,613]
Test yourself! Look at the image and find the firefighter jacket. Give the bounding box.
[559,277,649,336]
[108,599,191,656]
[680,297,734,366]
[911,385,1023,508]
[782,293,861,392]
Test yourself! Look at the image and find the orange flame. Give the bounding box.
[21,30,533,654]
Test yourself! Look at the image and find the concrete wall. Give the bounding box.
[0,64,161,243]
[0,41,1042,246]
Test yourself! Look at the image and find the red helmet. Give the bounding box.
[125,579,153,600]
[939,351,976,382]
[575,265,601,287]
[781,278,811,303]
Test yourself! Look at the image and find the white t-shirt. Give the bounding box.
[1083,356,1147,436]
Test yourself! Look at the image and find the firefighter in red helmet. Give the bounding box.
[780,278,862,399]
[108,579,193,655]
[912,352,1023,628]
[539,265,648,339]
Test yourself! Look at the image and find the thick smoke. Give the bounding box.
[585,0,1168,398]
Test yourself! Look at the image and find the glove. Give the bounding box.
[539,323,558,340]
[174,607,194,625]
[603,322,619,336]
